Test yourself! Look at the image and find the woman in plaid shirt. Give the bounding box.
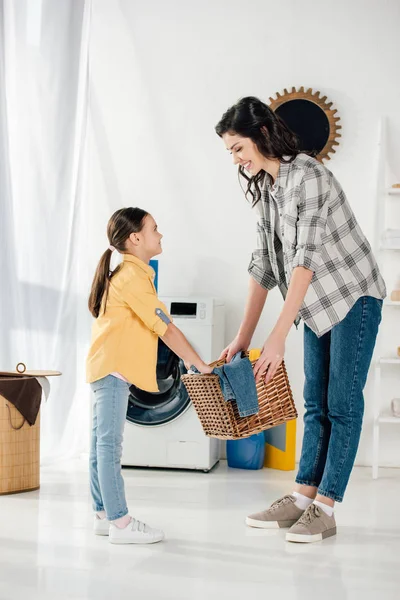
[216,97,386,544]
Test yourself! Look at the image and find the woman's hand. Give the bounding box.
[219,335,250,363]
[253,333,285,385]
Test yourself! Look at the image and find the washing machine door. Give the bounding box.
[126,339,191,426]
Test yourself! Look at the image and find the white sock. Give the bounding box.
[313,500,334,517]
[292,491,314,510]
[112,514,132,529]
[96,510,106,520]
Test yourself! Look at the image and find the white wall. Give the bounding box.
[88,0,400,467]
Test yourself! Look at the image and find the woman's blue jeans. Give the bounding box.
[296,296,382,502]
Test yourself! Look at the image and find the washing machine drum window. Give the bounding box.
[127,339,191,426]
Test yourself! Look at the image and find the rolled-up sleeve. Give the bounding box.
[292,165,331,273]
[248,221,277,291]
[120,282,172,336]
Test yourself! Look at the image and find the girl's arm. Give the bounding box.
[161,323,213,374]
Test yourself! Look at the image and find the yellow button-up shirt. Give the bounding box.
[86,254,172,392]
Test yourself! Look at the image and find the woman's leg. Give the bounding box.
[295,323,332,496]
[317,297,382,503]
[92,375,130,521]
[245,325,331,530]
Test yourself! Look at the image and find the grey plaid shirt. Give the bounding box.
[248,154,386,337]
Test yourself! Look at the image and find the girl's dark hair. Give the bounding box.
[88,207,149,318]
[215,96,300,206]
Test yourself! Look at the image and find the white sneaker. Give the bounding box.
[109,518,165,545]
[94,515,110,536]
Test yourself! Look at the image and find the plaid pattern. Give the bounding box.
[248,154,386,337]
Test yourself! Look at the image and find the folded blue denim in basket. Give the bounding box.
[189,352,258,417]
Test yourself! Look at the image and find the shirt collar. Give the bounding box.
[270,156,292,191]
[123,254,154,278]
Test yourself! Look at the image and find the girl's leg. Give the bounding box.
[92,375,130,521]
[89,393,104,513]
[89,375,165,544]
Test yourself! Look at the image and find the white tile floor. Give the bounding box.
[1,460,400,600]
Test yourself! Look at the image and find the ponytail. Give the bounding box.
[88,249,113,318]
[88,206,149,318]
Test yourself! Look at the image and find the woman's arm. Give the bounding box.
[254,163,330,384]
[220,276,269,362]
[161,323,213,374]
[238,276,270,343]
[253,266,313,384]
[221,214,277,362]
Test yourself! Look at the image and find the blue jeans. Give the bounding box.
[89,375,130,520]
[296,296,382,502]
[191,352,259,417]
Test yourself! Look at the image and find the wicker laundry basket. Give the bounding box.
[181,352,297,440]
[0,365,60,495]
[0,395,40,495]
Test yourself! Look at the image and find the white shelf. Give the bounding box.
[379,357,400,364]
[372,119,400,479]
[377,412,400,424]
[381,228,400,250]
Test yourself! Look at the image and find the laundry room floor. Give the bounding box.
[1,459,399,600]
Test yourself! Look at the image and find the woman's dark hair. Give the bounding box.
[88,207,149,318]
[215,96,300,205]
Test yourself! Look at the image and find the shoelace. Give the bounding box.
[269,494,295,511]
[297,503,320,525]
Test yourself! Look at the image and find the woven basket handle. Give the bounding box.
[6,403,26,430]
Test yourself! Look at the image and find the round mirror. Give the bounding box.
[269,87,341,161]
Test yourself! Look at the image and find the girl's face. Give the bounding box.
[222,132,265,176]
[131,214,163,259]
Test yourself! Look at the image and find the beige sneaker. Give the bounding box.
[286,503,336,543]
[246,495,305,529]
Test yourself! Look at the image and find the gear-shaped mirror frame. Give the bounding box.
[269,87,341,162]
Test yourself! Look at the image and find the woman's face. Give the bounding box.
[222,132,265,176]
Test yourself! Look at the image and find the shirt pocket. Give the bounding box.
[283,211,298,248]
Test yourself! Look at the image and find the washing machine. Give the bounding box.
[121,297,224,471]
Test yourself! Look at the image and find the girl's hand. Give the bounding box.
[199,363,213,375]
[184,361,213,374]
[253,333,285,385]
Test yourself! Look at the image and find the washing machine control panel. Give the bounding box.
[169,301,198,318]
[160,297,222,326]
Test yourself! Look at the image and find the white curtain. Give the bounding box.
[0,0,92,463]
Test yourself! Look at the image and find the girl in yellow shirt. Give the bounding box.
[86,207,211,545]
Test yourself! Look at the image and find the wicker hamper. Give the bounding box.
[0,394,40,495]
[181,352,297,440]
[0,365,61,495]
